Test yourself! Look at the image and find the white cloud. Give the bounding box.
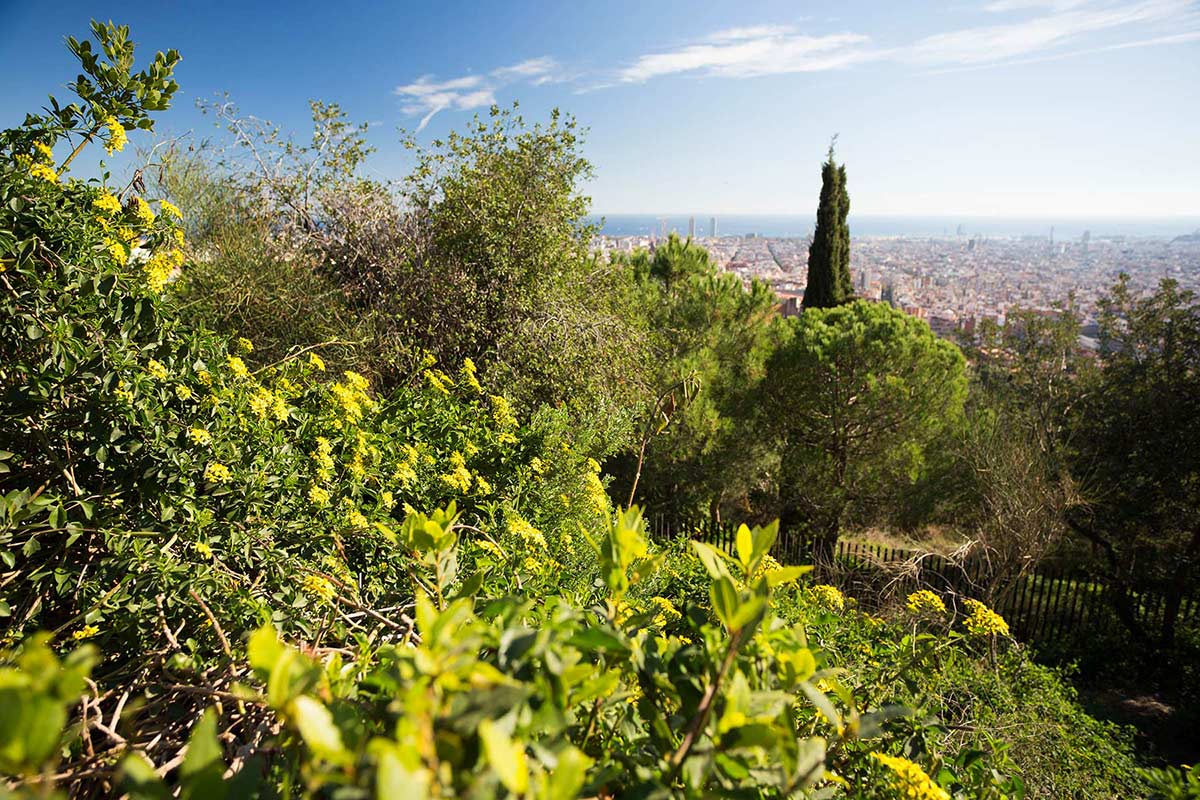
[617,26,875,83]
[395,2,1199,126]
[983,0,1092,12]
[908,0,1193,64]
[394,57,560,131]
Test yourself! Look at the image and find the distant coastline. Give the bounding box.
[590,214,1200,240]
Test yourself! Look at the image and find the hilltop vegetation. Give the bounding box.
[2,21,1198,799]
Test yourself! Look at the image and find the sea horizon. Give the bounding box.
[590,213,1200,240]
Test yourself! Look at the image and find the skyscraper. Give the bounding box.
[710,216,717,237]
[688,216,696,239]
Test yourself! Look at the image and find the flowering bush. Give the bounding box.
[906,589,948,617]
[0,20,1149,800]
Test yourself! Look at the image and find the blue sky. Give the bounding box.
[1,0,1197,217]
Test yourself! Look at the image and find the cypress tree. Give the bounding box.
[802,142,853,309]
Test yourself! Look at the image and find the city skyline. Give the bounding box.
[1,1,1197,217]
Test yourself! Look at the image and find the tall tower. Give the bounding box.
[710,216,717,237]
[1081,229,1091,255]
[688,216,696,239]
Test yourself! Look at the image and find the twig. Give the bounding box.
[189,589,234,660]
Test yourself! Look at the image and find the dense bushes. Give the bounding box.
[0,20,1184,800]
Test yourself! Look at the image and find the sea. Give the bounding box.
[589,214,1200,240]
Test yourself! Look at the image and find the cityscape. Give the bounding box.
[598,219,1200,347]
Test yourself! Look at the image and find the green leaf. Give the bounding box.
[180,709,227,800]
[119,752,172,800]
[544,746,591,800]
[735,524,753,571]
[247,625,283,676]
[566,628,629,655]
[765,566,812,587]
[691,541,731,581]
[290,695,348,764]
[377,746,430,799]
[710,576,739,630]
[479,719,529,795]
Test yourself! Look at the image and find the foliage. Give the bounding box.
[802,142,853,310]
[151,134,387,379]
[761,300,968,561]
[611,234,779,521]
[0,20,1179,800]
[1068,276,1200,647]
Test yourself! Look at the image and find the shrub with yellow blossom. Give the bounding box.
[808,583,846,612]
[871,753,951,800]
[906,589,947,617]
[0,22,1090,800]
[962,598,1011,638]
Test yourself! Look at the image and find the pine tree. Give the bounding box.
[802,141,853,309]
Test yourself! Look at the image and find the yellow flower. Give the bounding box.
[507,516,546,549]
[490,394,517,428]
[474,474,493,496]
[174,384,193,401]
[477,539,507,560]
[237,337,254,354]
[584,472,609,516]
[29,162,59,184]
[72,625,100,641]
[809,584,845,612]
[379,491,395,510]
[226,355,249,378]
[103,116,127,154]
[308,353,326,371]
[344,370,368,391]
[159,199,182,219]
[346,508,369,531]
[962,598,1010,637]
[204,462,231,483]
[649,596,682,626]
[117,225,138,244]
[424,369,451,396]
[461,358,484,393]
[751,553,784,581]
[249,388,286,422]
[33,141,54,163]
[192,541,213,558]
[440,451,473,493]
[529,456,545,475]
[92,192,122,216]
[187,427,211,445]
[104,238,126,264]
[144,247,184,293]
[197,369,212,386]
[906,590,946,616]
[131,197,155,226]
[301,574,337,602]
[147,359,168,380]
[871,753,950,800]
[393,461,417,487]
[308,484,331,507]
[312,437,335,481]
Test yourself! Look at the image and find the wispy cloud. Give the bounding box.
[907,0,1193,65]
[617,25,874,83]
[394,56,560,131]
[983,0,1092,12]
[393,1,1199,127]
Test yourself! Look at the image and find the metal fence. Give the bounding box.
[646,515,1200,644]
